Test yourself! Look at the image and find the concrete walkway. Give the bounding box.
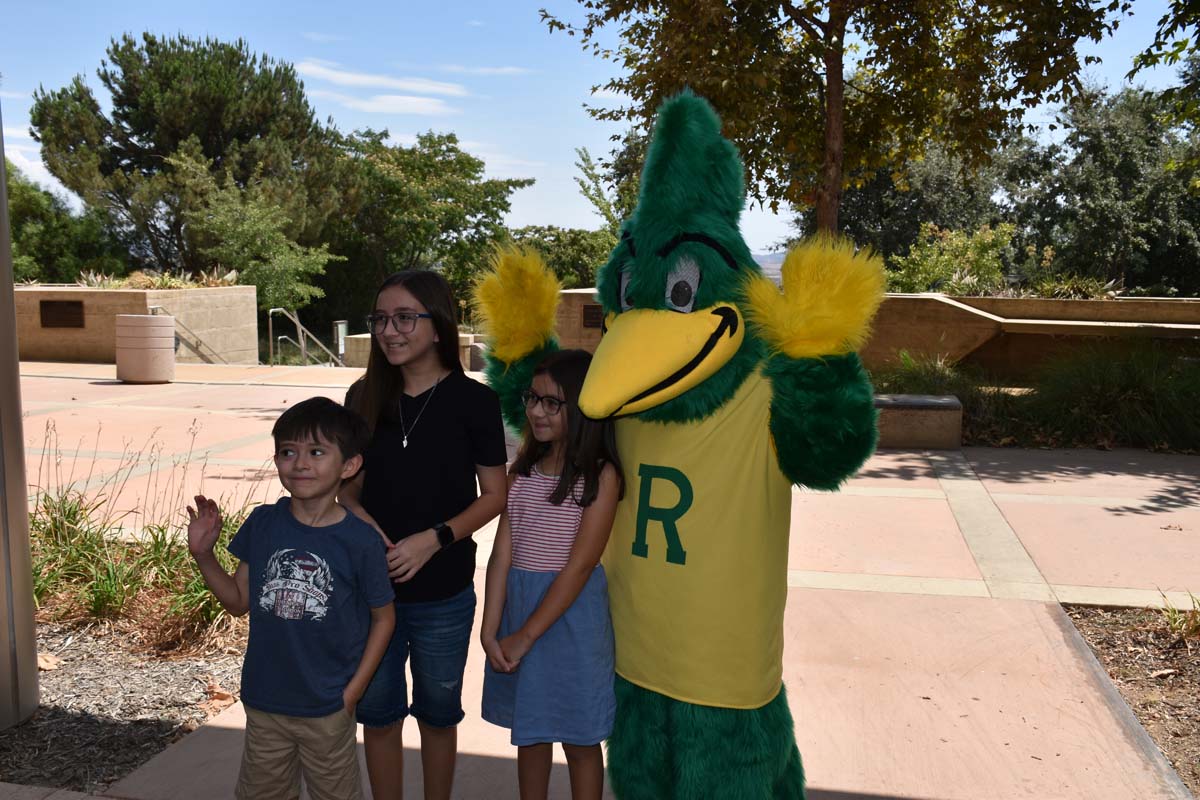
[9,362,1200,799]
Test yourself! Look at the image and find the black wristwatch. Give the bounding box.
[434,522,455,550]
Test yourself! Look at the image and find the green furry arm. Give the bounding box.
[765,352,878,491]
[485,341,560,434]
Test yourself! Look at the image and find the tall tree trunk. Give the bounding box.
[814,4,847,234]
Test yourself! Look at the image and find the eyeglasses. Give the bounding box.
[521,389,566,416]
[366,312,433,335]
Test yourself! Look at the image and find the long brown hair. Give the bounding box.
[510,350,625,507]
[347,270,462,433]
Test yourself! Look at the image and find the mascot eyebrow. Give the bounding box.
[621,231,740,271]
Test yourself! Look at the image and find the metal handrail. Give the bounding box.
[147,305,229,364]
[275,335,329,366]
[267,308,345,367]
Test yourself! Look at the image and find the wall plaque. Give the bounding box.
[40,300,85,328]
[582,303,604,329]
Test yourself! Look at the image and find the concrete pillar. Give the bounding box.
[0,102,40,729]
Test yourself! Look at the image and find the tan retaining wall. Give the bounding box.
[343,332,477,371]
[552,290,1200,382]
[16,286,258,365]
[556,289,603,352]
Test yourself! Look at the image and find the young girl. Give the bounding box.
[341,270,508,800]
[481,349,624,800]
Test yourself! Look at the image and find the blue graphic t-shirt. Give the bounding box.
[228,498,393,717]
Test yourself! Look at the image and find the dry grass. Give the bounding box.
[29,419,268,653]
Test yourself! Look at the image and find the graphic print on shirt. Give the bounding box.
[259,548,333,621]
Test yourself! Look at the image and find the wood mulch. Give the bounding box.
[0,620,245,795]
[1066,605,1200,796]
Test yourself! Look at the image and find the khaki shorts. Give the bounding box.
[236,706,361,800]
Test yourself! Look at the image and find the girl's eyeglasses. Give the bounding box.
[521,389,566,416]
[366,312,432,335]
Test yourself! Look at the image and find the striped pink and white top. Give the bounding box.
[508,467,585,572]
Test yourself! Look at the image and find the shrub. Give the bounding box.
[1030,274,1118,299]
[1027,342,1200,450]
[870,345,1200,452]
[887,223,1012,295]
[868,351,1021,444]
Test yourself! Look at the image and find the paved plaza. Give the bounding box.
[6,361,1200,799]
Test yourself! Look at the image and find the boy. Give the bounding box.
[187,396,395,800]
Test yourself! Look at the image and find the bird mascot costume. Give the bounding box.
[475,91,884,799]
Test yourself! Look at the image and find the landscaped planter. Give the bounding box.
[15,285,258,365]
[861,294,1200,380]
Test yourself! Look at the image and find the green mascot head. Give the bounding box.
[579,91,765,424]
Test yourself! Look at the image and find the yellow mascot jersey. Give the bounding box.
[605,369,793,709]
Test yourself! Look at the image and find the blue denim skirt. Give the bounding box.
[482,566,615,746]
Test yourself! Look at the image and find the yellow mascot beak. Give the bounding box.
[578,304,745,419]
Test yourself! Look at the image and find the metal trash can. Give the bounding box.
[115,314,176,383]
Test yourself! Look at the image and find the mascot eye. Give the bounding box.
[665,257,700,312]
[619,269,635,311]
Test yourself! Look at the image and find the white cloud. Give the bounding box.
[440,64,533,76]
[466,19,485,27]
[0,91,26,100]
[309,89,459,115]
[590,87,624,101]
[3,124,33,141]
[383,132,418,147]
[297,59,467,97]
[4,145,81,210]
[301,32,347,43]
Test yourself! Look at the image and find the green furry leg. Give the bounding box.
[607,676,805,800]
[606,676,675,800]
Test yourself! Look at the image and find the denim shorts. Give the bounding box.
[355,584,476,729]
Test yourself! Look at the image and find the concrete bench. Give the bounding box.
[874,394,962,449]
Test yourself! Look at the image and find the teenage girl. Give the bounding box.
[481,349,624,800]
[342,270,508,800]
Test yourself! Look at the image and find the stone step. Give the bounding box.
[874,393,962,449]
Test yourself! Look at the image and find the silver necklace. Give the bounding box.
[398,377,440,449]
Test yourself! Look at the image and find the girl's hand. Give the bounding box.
[387,530,440,582]
[186,495,223,557]
[481,634,517,673]
[499,631,533,666]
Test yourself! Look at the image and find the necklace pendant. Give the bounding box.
[402,436,408,449]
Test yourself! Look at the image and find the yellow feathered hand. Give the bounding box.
[744,236,885,359]
[472,245,561,365]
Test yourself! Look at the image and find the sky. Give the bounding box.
[0,0,1187,253]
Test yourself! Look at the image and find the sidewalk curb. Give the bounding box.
[1050,604,1195,799]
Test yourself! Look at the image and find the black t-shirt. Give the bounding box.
[348,370,507,603]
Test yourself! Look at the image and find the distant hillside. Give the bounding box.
[753,252,785,283]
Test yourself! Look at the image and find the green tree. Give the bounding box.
[1130,0,1200,123]
[543,1,1128,232]
[5,158,125,283]
[1001,87,1200,293]
[575,141,642,232]
[320,130,533,324]
[30,33,344,273]
[794,144,1002,262]
[509,225,616,288]
[574,148,624,236]
[171,155,342,311]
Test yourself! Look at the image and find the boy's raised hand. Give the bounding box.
[187,495,223,557]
